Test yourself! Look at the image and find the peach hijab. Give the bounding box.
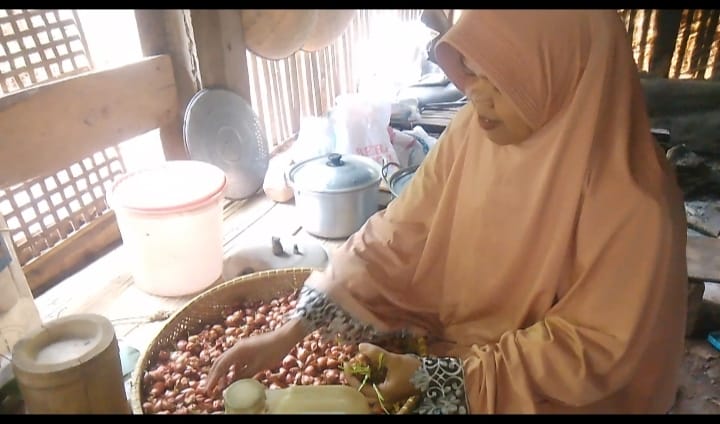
[306,10,688,413]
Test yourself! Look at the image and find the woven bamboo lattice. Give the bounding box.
[0,9,92,94]
[0,147,124,264]
[0,10,129,267]
[0,148,126,265]
[132,268,419,415]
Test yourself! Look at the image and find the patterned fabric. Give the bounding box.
[411,356,469,414]
[288,285,470,414]
[288,285,386,344]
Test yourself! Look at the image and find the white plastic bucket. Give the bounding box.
[108,161,227,297]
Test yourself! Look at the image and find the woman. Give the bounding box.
[208,10,688,414]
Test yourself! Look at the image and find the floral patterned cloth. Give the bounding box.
[410,356,468,414]
[288,285,469,414]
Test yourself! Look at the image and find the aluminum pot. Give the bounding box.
[382,161,419,199]
[287,153,382,239]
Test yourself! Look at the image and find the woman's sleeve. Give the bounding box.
[410,356,469,414]
[286,284,394,344]
[285,109,478,415]
[288,283,471,415]
[403,187,686,414]
[447,191,686,413]
[287,109,468,342]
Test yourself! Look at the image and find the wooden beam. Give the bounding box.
[23,211,121,296]
[641,77,720,118]
[190,9,252,102]
[0,55,177,189]
[134,9,199,161]
[687,235,720,284]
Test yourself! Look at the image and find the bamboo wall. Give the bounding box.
[246,9,424,151]
[248,9,720,150]
[620,9,719,80]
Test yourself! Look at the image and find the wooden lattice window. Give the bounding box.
[0,149,126,265]
[0,10,129,271]
[0,9,93,93]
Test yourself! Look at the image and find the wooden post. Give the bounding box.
[674,10,695,78]
[189,9,252,103]
[689,10,709,77]
[134,9,200,161]
[649,9,683,78]
[637,10,653,71]
[695,10,719,79]
[626,9,638,46]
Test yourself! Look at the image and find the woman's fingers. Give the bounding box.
[207,356,232,391]
[235,363,257,378]
[358,343,388,363]
[345,373,382,405]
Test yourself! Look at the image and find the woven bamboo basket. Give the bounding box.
[131,267,419,414]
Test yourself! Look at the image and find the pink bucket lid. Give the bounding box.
[109,160,227,214]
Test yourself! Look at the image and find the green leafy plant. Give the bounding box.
[343,352,391,414]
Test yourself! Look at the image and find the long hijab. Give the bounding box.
[306,10,688,413]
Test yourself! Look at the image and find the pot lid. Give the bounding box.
[222,236,329,281]
[108,160,227,213]
[289,153,381,193]
[183,88,269,200]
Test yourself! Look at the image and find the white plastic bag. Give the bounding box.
[265,116,337,203]
[406,125,438,152]
[389,128,419,168]
[262,150,295,203]
[331,93,399,166]
[388,125,441,169]
[290,116,336,164]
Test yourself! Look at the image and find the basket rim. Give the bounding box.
[129,266,418,415]
[130,267,317,414]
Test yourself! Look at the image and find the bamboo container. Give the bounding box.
[11,313,130,414]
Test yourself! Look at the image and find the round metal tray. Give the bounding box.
[183,89,269,200]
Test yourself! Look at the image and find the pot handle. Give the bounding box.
[381,160,402,186]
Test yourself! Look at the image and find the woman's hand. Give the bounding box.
[206,318,306,393]
[343,343,423,409]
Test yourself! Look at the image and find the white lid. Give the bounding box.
[109,160,227,213]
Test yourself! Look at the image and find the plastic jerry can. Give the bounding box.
[223,378,371,414]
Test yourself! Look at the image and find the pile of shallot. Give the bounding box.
[140,289,363,414]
